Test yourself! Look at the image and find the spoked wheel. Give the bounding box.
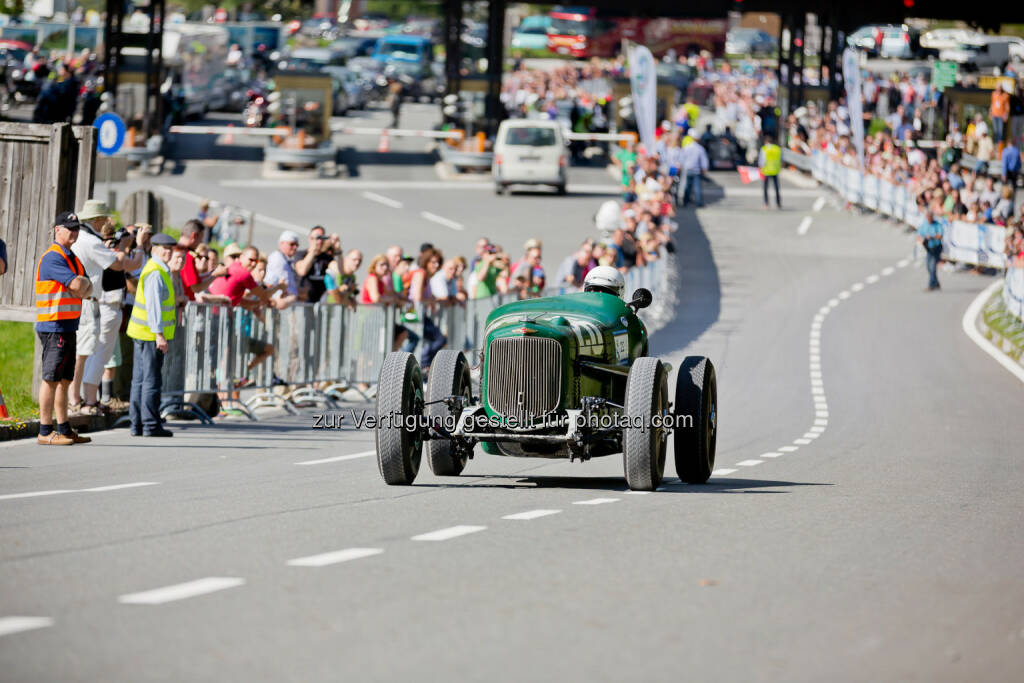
[674,356,718,483]
[375,352,425,485]
[425,350,471,476]
[623,357,669,491]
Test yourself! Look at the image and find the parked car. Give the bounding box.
[940,38,1014,72]
[878,25,923,59]
[277,46,349,71]
[493,119,568,195]
[725,28,776,56]
[511,15,552,51]
[921,28,984,51]
[323,65,370,113]
[347,56,389,103]
[329,33,381,58]
[211,67,259,112]
[372,290,719,491]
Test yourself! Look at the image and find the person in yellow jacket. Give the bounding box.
[126,233,182,437]
[759,135,782,209]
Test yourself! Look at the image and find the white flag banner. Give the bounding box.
[628,45,657,156]
[842,47,865,169]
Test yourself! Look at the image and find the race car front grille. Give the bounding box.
[487,337,561,428]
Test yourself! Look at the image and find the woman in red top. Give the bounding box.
[361,253,410,350]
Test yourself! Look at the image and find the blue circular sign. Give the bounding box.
[94,113,126,156]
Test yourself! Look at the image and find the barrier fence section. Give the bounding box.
[1005,265,1024,323]
[158,258,669,421]
[791,149,1009,271]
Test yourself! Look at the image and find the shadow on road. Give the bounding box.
[650,199,722,357]
[415,474,830,493]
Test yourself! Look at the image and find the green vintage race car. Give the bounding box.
[373,286,717,491]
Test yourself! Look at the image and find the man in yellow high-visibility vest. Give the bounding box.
[758,135,782,209]
[125,233,181,437]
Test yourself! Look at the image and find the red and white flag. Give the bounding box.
[737,166,763,184]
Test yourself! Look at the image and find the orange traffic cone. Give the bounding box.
[378,129,390,153]
[0,388,9,419]
[225,123,235,145]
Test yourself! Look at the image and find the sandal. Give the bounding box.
[68,402,84,415]
[79,403,108,416]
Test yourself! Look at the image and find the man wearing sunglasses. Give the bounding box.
[35,211,94,445]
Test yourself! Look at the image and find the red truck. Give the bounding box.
[546,6,727,59]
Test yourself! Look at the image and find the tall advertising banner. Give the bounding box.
[842,47,865,169]
[628,45,657,155]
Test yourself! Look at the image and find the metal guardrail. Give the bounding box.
[156,258,670,422]
[1004,265,1024,324]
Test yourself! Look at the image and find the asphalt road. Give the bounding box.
[3,154,1023,681]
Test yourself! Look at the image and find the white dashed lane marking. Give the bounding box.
[712,469,738,476]
[294,450,375,466]
[287,548,384,567]
[0,482,159,501]
[420,211,464,231]
[119,577,245,605]
[736,460,763,467]
[502,509,562,520]
[0,617,53,638]
[572,498,620,506]
[361,191,404,209]
[411,525,487,541]
[812,196,827,212]
[797,216,813,235]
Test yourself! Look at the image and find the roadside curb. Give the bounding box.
[0,411,126,443]
[962,280,1024,384]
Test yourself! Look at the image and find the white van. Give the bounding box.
[493,120,568,195]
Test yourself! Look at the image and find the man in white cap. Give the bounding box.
[69,199,144,414]
[263,230,299,309]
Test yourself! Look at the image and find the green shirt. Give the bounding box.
[615,148,637,187]
[473,262,502,299]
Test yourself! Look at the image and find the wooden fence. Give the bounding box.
[0,122,96,321]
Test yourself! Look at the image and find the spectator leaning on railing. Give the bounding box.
[265,230,300,309]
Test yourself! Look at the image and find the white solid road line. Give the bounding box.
[502,509,562,521]
[287,548,384,567]
[119,577,245,605]
[412,525,487,541]
[797,216,813,235]
[812,196,827,212]
[294,450,375,466]
[736,460,763,467]
[0,616,54,638]
[157,185,307,233]
[420,211,464,231]
[961,279,1024,384]
[572,497,620,505]
[0,482,159,501]
[712,468,737,476]
[361,191,404,209]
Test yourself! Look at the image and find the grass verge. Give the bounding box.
[982,289,1024,362]
[0,321,38,421]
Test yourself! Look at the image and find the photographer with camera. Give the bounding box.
[294,225,341,303]
[69,200,145,415]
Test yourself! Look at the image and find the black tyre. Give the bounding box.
[375,352,425,485]
[426,350,471,476]
[623,357,669,491]
[555,183,567,195]
[494,183,506,195]
[674,356,717,483]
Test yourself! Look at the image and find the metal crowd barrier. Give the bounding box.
[1004,265,1024,324]
[792,149,1010,270]
[156,258,671,422]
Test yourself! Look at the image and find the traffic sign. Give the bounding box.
[932,61,958,92]
[94,113,126,156]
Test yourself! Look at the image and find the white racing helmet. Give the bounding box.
[583,265,625,299]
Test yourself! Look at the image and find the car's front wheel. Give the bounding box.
[623,357,669,491]
[674,356,717,483]
[376,352,425,485]
[425,350,471,476]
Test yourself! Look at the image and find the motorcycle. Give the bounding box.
[242,86,269,128]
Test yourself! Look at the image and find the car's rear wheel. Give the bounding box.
[623,357,669,491]
[426,350,471,476]
[375,351,425,485]
[674,356,717,483]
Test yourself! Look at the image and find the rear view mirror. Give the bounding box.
[629,288,652,311]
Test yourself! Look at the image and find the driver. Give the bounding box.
[582,265,625,299]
